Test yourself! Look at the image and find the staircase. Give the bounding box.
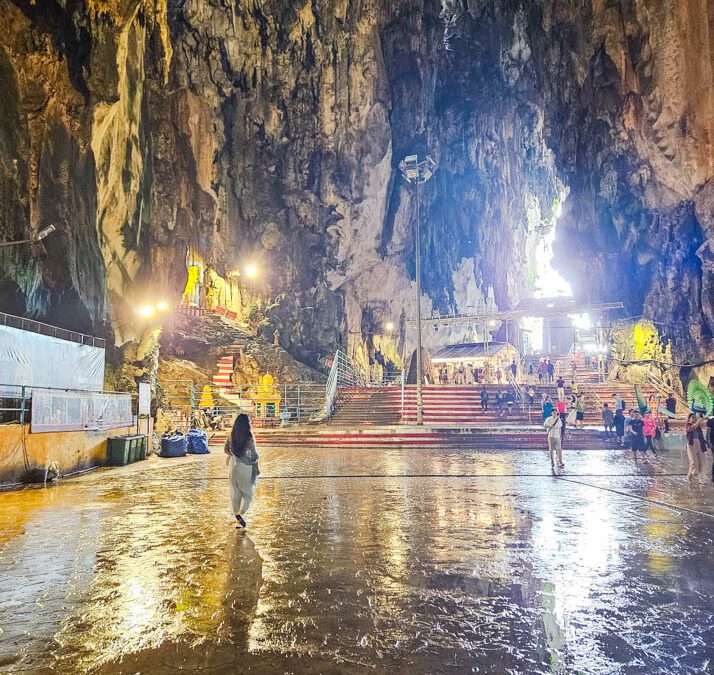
[211,344,249,406]
[401,386,533,425]
[330,388,402,426]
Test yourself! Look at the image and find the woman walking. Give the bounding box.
[643,411,658,456]
[685,413,707,481]
[225,413,260,528]
[542,395,554,422]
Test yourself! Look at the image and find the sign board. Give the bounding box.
[31,388,132,433]
[138,383,151,416]
[0,324,104,392]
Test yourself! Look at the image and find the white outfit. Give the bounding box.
[226,437,259,515]
[544,415,563,466]
[686,439,705,479]
[229,456,255,514]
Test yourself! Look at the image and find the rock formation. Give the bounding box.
[0,0,711,379]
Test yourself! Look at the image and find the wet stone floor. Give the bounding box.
[1,444,714,674]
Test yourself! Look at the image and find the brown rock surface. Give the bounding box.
[0,0,711,374]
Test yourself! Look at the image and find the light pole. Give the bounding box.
[0,224,56,248]
[399,153,436,425]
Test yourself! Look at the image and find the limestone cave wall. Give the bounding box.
[0,0,711,374]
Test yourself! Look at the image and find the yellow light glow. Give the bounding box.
[156,301,168,312]
[244,264,258,279]
[137,305,155,318]
[385,322,395,332]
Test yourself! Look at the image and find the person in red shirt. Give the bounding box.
[643,411,658,456]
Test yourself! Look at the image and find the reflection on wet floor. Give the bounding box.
[1,445,713,673]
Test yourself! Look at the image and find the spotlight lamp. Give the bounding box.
[137,305,156,319]
[0,223,57,247]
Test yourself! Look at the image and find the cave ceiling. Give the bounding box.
[0,0,711,363]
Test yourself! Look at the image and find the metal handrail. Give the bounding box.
[645,371,688,411]
[0,311,106,348]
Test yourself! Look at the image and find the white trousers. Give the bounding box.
[229,456,255,515]
[686,442,704,478]
[548,435,563,465]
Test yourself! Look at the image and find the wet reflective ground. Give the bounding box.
[1,444,713,674]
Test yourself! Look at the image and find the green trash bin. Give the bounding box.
[108,436,131,466]
[138,434,148,460]
[128,436,139,463]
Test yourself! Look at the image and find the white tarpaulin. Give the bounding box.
[0,324,104,391]
[31,389,133,433]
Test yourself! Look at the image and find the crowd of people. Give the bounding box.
[438,361,518,386]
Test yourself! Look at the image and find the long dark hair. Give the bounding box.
[230,413,253,456]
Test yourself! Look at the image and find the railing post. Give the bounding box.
[20,386,26,426]
[297,384,301,422]
[189,382,195,431]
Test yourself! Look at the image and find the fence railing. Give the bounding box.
[159,379,328,430]
[0,383,135,428]
[0,311,106,348]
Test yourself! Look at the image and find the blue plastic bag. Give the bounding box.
[187,428,210,454]
[159,431,188,457]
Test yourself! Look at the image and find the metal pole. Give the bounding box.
[20,386,26,426]
[415,181,423,426]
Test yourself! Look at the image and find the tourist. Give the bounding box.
[527,385,536,405]
[556,376,565,401]
[457,362,466,385]
[528,363,534,383]
[480,386,489,411]
[664,392,677,432]
[504,389,515,417]
[467,363,474,384]
[630,411,645,458]
[496,366,503,384]
[665,392,677,415]
[612,393,625,414]
[570,380,579,395]
[602,403,614,438]
[575,394,586,429]
[546,359,555,384]
[556,397,567,440]
[496,391,506,417]
[510,360,518,381]
[685,413,708,480]
[225,413,260,528]
[538,359,547,384]
[542,395,554,421]
[624,409,635,447]
[614,408,626,446]
[544,408,564,470]
[707,414,714,483]
[643,411,658,455]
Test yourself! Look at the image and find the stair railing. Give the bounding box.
[507,371,525,410]
[400,369,406,423]
[645,370,688,411]
[323,350,364,419]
